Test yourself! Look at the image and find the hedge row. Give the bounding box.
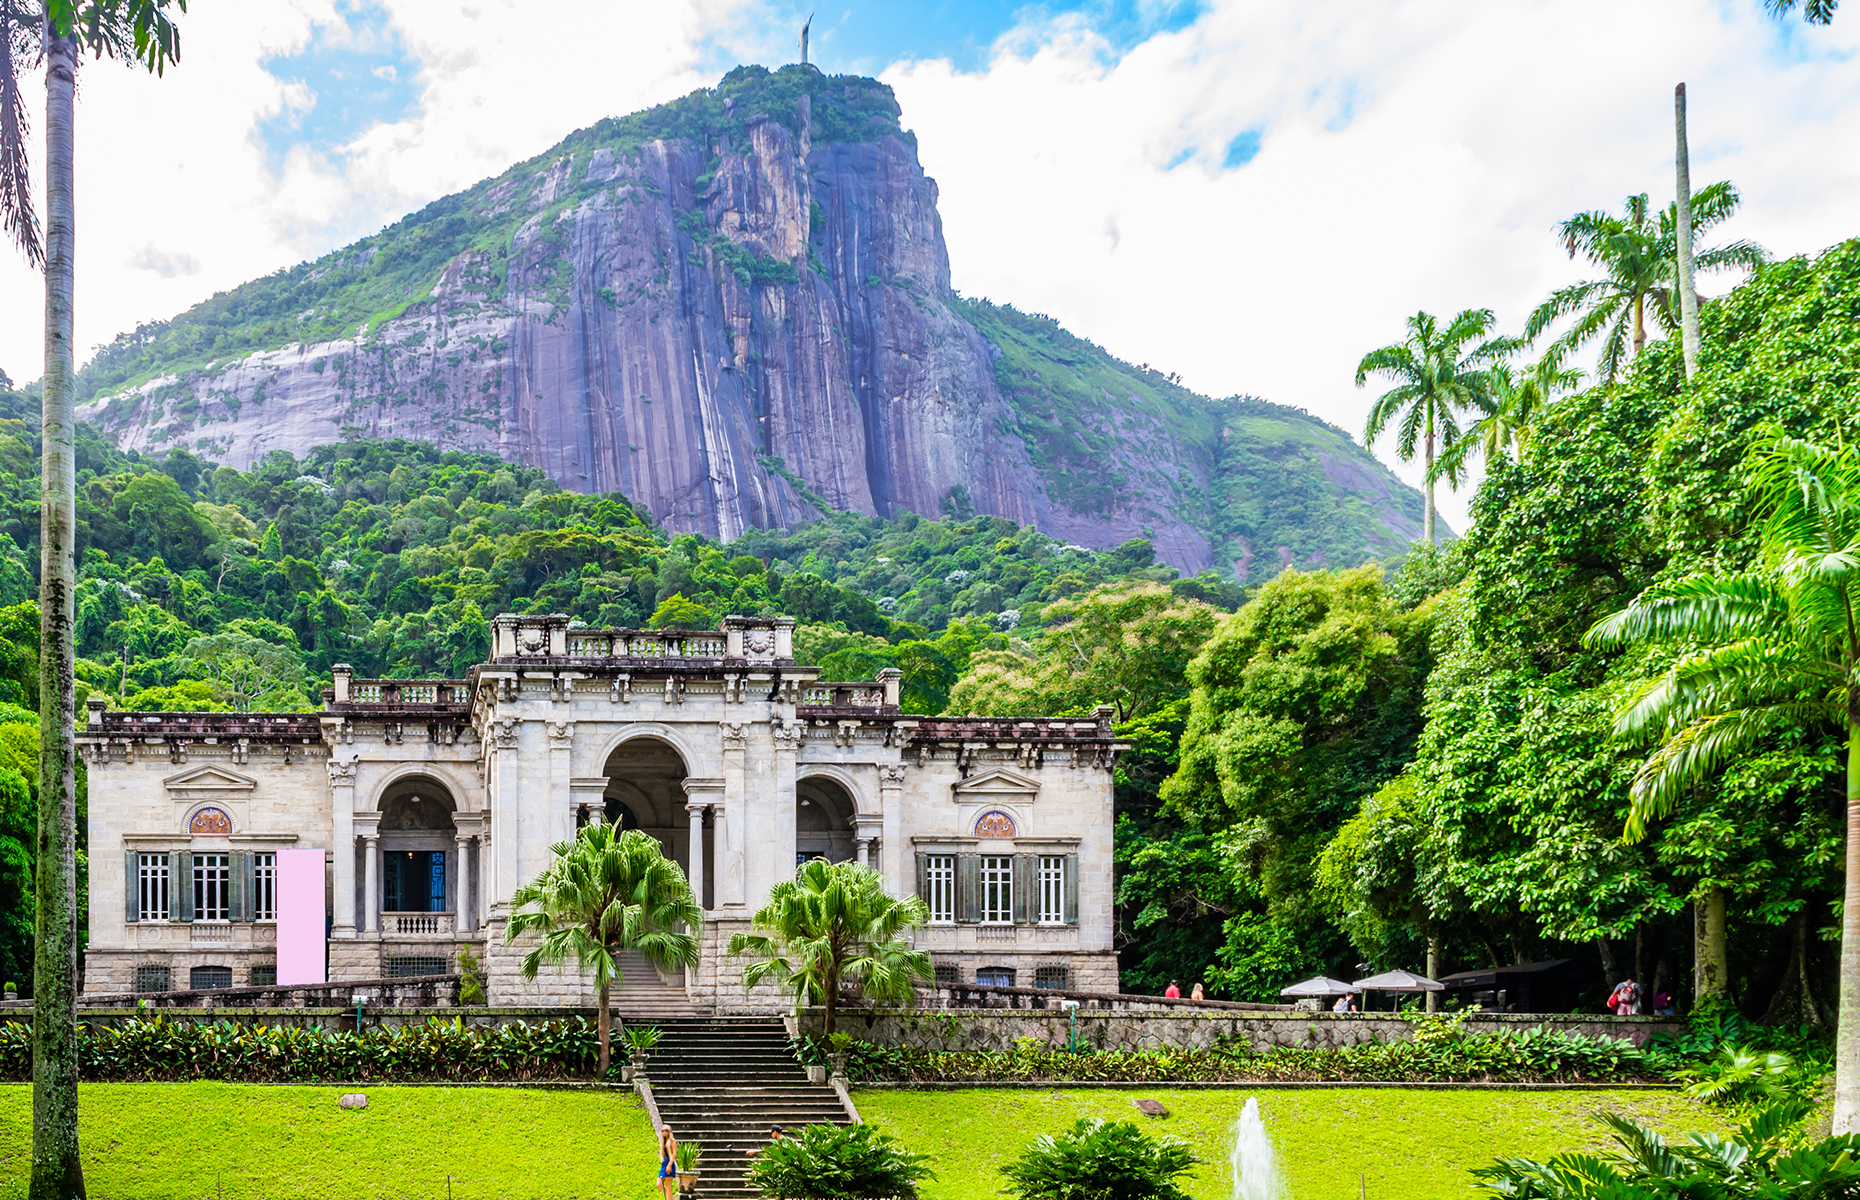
[810,1024,1656,1085]
[0,1016,603,1082]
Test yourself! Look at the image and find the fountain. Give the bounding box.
[1229,1096,1285,1200]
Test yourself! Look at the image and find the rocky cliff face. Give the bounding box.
[75,66,1424,576]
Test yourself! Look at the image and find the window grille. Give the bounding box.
[252,853,277,921]
[925,855,956,923]
[193,853,231,922]
[934,964,958,985]
[975,966,1015,987]
[136,854,169,921]
[1034,966,1068,990]
[980,855,1014,924]
[248,964,277,987]
[134,965,172,993]
[387,956,447,978]
[190,965,233,990]
[1038,856,1067,924]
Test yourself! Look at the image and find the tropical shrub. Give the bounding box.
[0,1015,605,1082]
[1677,1046,1803,1107]
[745,1122,934,1200]
[1472,1099,1859,1199]
[1000,1118,1199,1200]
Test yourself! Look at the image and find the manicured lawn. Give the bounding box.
[0,1084,662,1199]
[855,1087,1732,1200]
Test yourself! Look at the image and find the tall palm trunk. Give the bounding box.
[31,21,84,1200]
[1425,934,1439,1013]
[1422,415,1436,547]
[1836,718,1860,1133]
[1633,293,1646,355]
[597,976,611,1076]
[1694,885,1728,1007]
[1674,83,1700,380]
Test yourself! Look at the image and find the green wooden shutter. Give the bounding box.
[1012,855,1031,924]
[914,854,928,904]
[1064,854,1080,925]
[228,851,248,921]
[172,851,193,923]
[957,855,979,923]
[125,852,139,924]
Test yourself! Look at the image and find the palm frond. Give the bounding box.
[1626,702,1834,837]
[1586,572,1788,649]
[0,1,39,266]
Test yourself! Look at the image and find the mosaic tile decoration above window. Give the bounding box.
[188,807,232,835]
[973,810,1017,838]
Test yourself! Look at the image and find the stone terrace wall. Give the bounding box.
[805,1009,1687,1051]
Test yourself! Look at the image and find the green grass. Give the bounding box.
[0,1084,662,1200]
[855,1087,1731,1200]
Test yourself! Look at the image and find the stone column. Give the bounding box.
[719,724,747,909]
[547,719,575,848]
[328,759,357,936]
[686,803,707,911]
[879,763,905,897]
[854,837,870,869]
[363,833,380,934]
[454,833,472,933]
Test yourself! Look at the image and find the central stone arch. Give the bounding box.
[599,734,711,908]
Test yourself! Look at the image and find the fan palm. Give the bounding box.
[1525,184,1766,384]
[728,858,932,1037]
[1585,431,1860,1132]
[3,5,183,1198]
[1431,348,1584,484]
[1767,0,1837,21]
[1357,308,1513,547]
[506,821,701,1075]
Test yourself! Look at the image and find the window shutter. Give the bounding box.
[229,851,248,921]
[914,853,928,904]
[172,851,193,923]
[1064,854,1080,925]
[1012,855,1031,924]
[957,855,979,923]
[125,852,139,924]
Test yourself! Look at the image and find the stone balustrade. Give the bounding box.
[384,912,454,936]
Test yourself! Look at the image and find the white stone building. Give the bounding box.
[79,614,1125,1006]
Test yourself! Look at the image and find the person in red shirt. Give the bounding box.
[1164,980,1181,998]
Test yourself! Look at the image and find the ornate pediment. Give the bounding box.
[951,767,1040,805]
[162,765,257,794]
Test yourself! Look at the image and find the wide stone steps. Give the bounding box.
[609,949,705,1017]
[643,1017,853,1200]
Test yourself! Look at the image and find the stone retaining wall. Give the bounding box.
[805,1008,1686,1051]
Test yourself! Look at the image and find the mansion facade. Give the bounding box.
[80,614,1125,1006]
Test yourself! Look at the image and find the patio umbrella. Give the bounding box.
[1278,975,1361,997]
[1352,968,1444,1011]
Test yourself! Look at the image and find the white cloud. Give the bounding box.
[0,0,1857,540]
[887,0,1860,530]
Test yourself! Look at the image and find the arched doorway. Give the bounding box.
[600,736,710,908]
[796,775,856,867]
[372,776,460,934]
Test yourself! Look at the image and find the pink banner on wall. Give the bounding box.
[276,848,327,986]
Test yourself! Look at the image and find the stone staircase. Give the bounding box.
[609,949,706,1017]
[642,1017,854,1200]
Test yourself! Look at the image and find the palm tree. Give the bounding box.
[1430,348,1584,485]
[506,821,701,1076]
[1585,431,1860,1132]
[2,5,182,1197]
[1357,308,1513,547]
[1766,0,1837,21]
[728,858,932,1037]
[1525,184,1766,384]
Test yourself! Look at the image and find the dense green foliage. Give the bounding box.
[0,1015,602,1081]
[998,1118,1199,1200]
[745,1123,935,1200]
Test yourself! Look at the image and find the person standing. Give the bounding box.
[1190,982,1205,1002]
[1164,980,1181,999]
[658,1126,679,1200]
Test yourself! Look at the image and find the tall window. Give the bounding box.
[193,853,231,921]
[136,853,169,922]
[252,852,277,921]
[1038,856,1066,924]
[925,855,956,923]
[980,855,1014,924]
